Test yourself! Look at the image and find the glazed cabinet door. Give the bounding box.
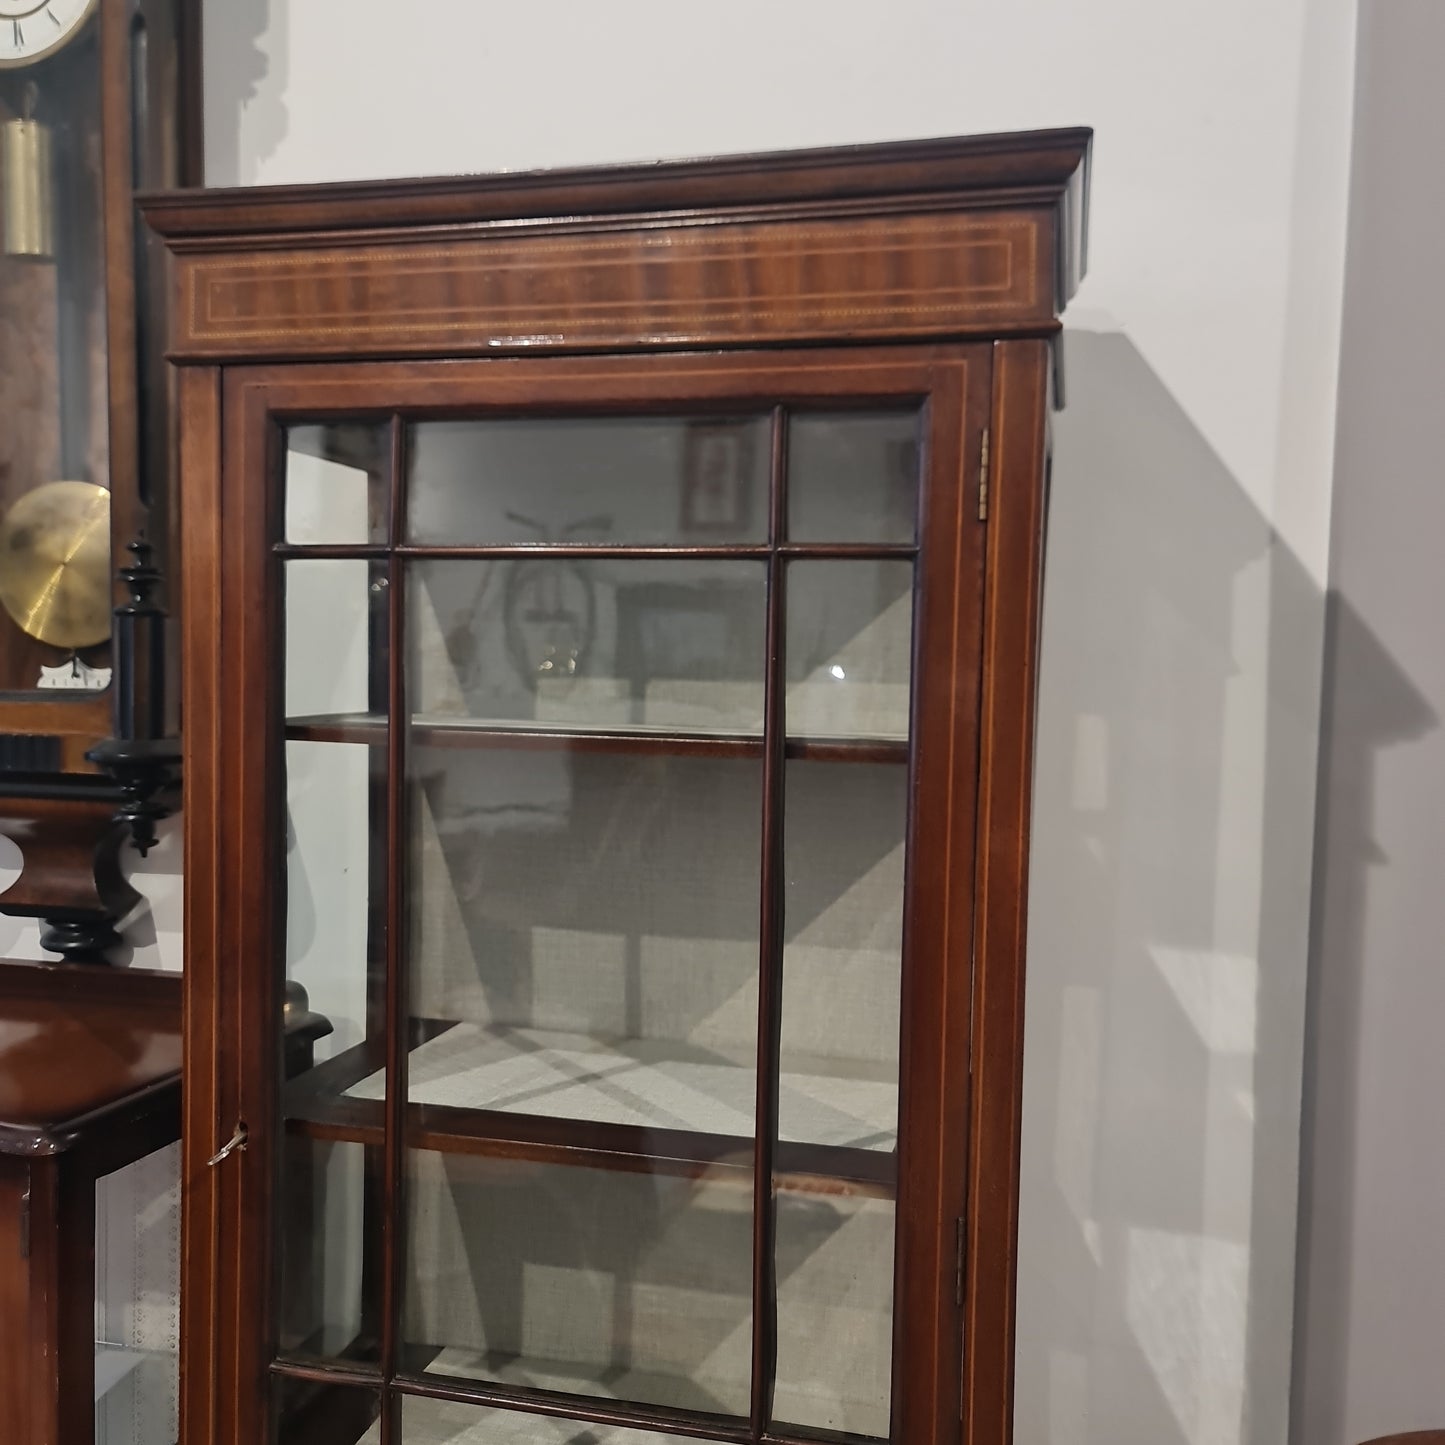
[182,346,999,1445]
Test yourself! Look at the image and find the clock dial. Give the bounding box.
[0,0,97,68]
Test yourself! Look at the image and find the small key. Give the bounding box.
[206,1122,249,1167]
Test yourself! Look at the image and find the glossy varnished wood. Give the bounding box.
[961,340,1053,1445]
[0,964,181,1152]
[0,959,182,1445]
[143,130,1088,365]
[156,133,1087,1445]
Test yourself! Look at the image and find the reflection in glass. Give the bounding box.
[786,560,914,740]
[774,1192,895,1439]
[401,1394,701,1443]
[378,749,761,1132]
[409,559,766,736]
[94,1144,180,1445]
[278,1137,379,1363]
[780,762,904,1152]
[788,410,920,544]
[772,763,906,1438]
[408,416,769,547]
[284,424,391,545]
[273,1376,381,1445]
[404,1152,753,1418]
[280,555,387,1375]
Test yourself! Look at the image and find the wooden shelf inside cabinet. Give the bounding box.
[286,714,910,765]
[283,1021,897,1199]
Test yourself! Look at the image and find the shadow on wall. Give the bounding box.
[1013,329,1429,1445]
[202,0,288,187]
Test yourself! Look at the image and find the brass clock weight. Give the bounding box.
[0,0,200,961]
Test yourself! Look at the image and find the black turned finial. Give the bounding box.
[118,534,163,613]
[88,530,180,854]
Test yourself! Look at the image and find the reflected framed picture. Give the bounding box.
[681,421,756,533]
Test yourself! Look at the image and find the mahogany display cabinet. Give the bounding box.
[142,126,1091,1445]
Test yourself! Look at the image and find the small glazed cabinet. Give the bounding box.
[144,128,1091,1445]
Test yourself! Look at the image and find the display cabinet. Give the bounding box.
[0,959,181,1445]
[143,127,1091,1445]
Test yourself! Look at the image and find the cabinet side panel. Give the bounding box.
[178,363,224,1445]
[963,340,1051,1445]
[0,1162,31,1443]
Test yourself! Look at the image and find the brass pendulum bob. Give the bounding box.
[3,84,54,259]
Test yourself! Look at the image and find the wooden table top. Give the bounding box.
[0,960,181,1156]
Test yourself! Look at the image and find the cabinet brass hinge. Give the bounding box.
[978,428,991,522]
[955,1215,966,1307]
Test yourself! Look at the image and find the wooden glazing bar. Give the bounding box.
[270,1357,381,1390]
[379,416,409,1444]
[392,1370,754,1445]
[286,716,913,764]
[283,1099,896,1196]
[750,407,789,1438]
[273,542,918,562]
[762,1429,891,1445]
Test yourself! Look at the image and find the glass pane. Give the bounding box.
[772,760,905,1439]
[280,558,388,1368]
[397,732,761,1416]
[786,560,914,740]
[0,23,113,694]
[94,1144,180,1445]
[787,410,920,543]
[408,416,769,546]
[278,1136,381,1363]
[404,1152,753,1418]
[373,749,761,1130]
[774,1193,895,1439]
[779,762,903,1152]
[410,559,765,736]
[284,423,391,545]
[273,1376,381,1445]
[402,1393,701,1443]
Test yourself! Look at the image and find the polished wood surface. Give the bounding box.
[143,128,1088,365]
[0,957,183,1445]
[962,339,1053,1445]
[155,131,1089,1445]
[168,209,1050,361]
[0,960,181,1150]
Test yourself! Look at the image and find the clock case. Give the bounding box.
[0,0,200,960]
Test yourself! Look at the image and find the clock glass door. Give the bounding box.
[0,0,112,701]
[265,350,985,1445]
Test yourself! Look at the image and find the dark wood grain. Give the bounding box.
[160,132,1087,1445]
[176,363,223,1445]
[0,958,184,1445]
[889,353,991,1445]
[0,964,180,1152]
[960,340,1052,1445]
[142,128,1090,239]
[749,406,788,1434]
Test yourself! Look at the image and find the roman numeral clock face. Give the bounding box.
[0,0,97,66]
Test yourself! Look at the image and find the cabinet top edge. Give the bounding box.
[140,126,1093,303]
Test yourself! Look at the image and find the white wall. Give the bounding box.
[191,3,1361,1440]
[1294,4,1445,1441]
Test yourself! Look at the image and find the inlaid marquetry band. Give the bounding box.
[173,210,1050,359]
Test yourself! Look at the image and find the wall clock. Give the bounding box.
[0,0,200,960]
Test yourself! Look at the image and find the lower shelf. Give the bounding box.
[285,1021,896,1195]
